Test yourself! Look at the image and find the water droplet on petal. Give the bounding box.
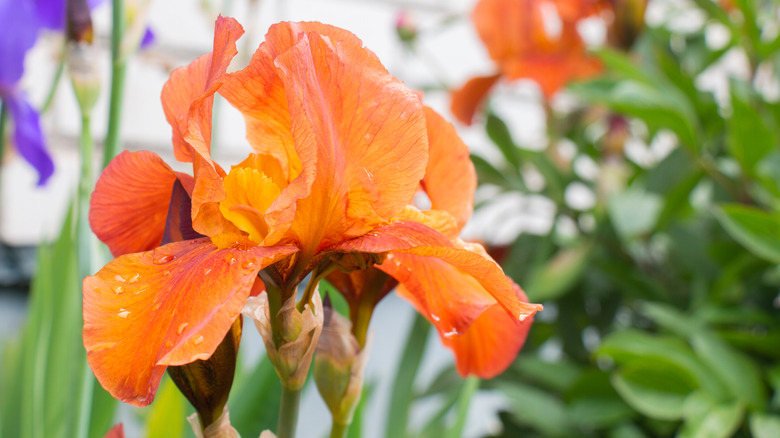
[193,336,204,345]
[203,268,212,275]
[134,287,149,295]
[128,273,141,284]
[243,261,256,270]
[224,254,237,265]
[177,322,188,334]
[162,270,171,277]
[165,340,173,348]
[153,254,175,264]
[442,329,459,338]
[114,275,126,282]
[117,309,131,318]
[430,314,441,322]
[152,303,162,311]
[113,286,124,295]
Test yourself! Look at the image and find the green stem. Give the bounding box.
[445,376,480,438]
[103,0,127,168]
[329,422,349,438]
[73,113,94,438]
[40,45,67,114]
[385,312,430,438]
[277,385,302,438]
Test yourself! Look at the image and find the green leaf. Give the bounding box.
[641,302,703,337]
[608,188,664,239]
[568,397,634,429]
[689,331,767,410]
[228,355,282,437]
[678,399,743,438]
[611,358,699,420]
[714,204,780,264]
[485,112,520,168]
[144,376,189,438]
[750,413,780,438]
[385,313,430,438]
[470,154,512,188]
[514,356,581,393]
[524,242,592,301]
[445,376,480,438]
[727,81,777,175]
[501,383,576,437]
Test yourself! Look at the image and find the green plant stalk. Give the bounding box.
[41,45,66,114]
[385,312,431,438]
[73,113,94,438]
[277,385,302,438]
[103,0,127,168]
[329,421,349,438]
[445,376,480,438]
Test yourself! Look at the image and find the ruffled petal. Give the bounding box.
[0,0,40,86]
[422,107,476,229]
[83,238,297,406]
[449,74,500,126]
[161,16,243,163]
[90,151,192,257]
[379,244,542,332]
[273,28,428,253]
[4,93,54,185]
[441,285,533,378]
[325,220,452,254]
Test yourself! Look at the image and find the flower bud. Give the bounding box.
[243,290,323,390]
[186,408,239,438]
[67,43,100,114]
[168,317,241,434]
[314,304,372,427]
[607,0,647,50]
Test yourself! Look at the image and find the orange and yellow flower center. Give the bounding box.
[219,153,289,244]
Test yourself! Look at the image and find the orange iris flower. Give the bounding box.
[451,0,607,125]
[83,17,541,406]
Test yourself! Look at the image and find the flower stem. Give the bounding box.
[277,385,302,438]
[41,43,67,114]
[103,0,127,168]
[445,376,480,438]
[329,421,349,438]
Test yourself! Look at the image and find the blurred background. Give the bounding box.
[3,0,780,437]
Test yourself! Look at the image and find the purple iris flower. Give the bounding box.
[0,0,54,186]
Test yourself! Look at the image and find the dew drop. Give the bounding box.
[224,254,237,265]
[430,314,440,322]
[134,287,149,295]
[177,322,189,334]
[442,329,459,338]
[114,275,126,282]
[203,268,212,275]
[152,303,162,311]
[193,336,204,345]
[164,340,173,348]
[153,254,175,265]
[243,261,256,270]
[128,273,141,284]
[113,285,125,295]
[136,396,148,403]
[162,270,171,277]
[117,309,131,319]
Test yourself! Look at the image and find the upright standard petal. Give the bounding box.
[274,30,428,253]
[0,0,40,86]
[83,239,297,406]
[90,151,192,257]
[422,107,476,229]
[161,16,243,163]
[4,93,54,185]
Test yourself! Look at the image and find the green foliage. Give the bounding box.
[477,1,780,437]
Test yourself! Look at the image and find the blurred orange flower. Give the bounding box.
[452,0,607,124]
[84,17,541,406]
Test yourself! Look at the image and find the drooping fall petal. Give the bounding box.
[449,74,500,126]
[4,92,54,186]
[161,15,243,163]
[379,245,541,332]
[440,286,533,378]
[422,107,476,229]
[325,220,453,254]
[383,252,536,378]
[83,239,297,406]
[273,29,428,253]
[90,151,192,257]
